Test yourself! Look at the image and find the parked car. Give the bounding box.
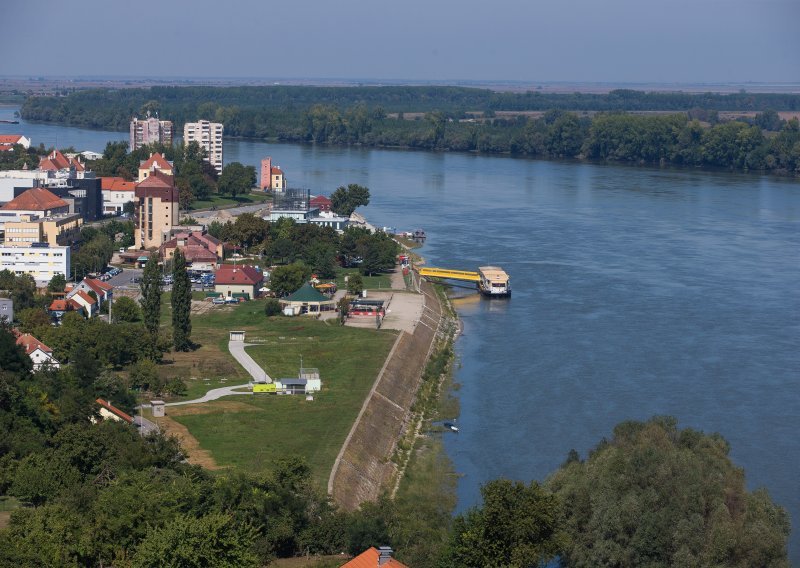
[224,297,239,304]
[212,297,225,305]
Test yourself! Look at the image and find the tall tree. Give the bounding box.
[170,249,192,351]
[330,184,370,217]
[218,162,256,198]
[139,253,162,341]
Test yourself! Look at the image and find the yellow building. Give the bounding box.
[134,170,179,249]
[137,153,174,182]
[4,213,82,247]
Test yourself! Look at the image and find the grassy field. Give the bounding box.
[189,191,269,211]
[156,300,397,487]
[335,267,392,290]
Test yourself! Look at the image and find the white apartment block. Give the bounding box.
[0,243,70,284]
[183,120,223,174]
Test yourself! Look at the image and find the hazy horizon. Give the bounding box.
[1,0,797,84]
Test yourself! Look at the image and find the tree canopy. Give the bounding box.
[331,183,370,217]
[546,416,790,567]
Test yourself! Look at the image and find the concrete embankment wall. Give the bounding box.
[329,280,442,510]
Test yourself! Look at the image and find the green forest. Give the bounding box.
[20,86,800,174]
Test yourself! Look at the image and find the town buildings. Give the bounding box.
[134,170,179,249]
[101,177,136,215]
[15,332,60,371]
[67,277,113,311]
[137,153,174,182]
[183,120,223,174]
[259,157,286,191]
[0,243,70,284]
[160,231,222,271]
[0,134,31,151]
[214,264,262,300]
[0,298,12,323]
[269,189,349,231]
[3,213,82,247]
[129,115,173,151]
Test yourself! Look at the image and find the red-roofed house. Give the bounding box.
[0,135,31,151]
[66,289,97,316]
[101,176,137,214]
[48,297,80,320]
[15,332,60,371]
[38,150,84,173]
[96,398,134,424]
[67,277,113,312]
[342,547,408,568]
[310,195,332,212]
[135,170,179,249]
[161,231,221,270]
[0,187,70,217]
[214,264,263,300]
[137,153,174,182]
[259,157,287,191]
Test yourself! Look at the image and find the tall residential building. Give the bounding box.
[129,115,173,151]
[134,170,179,249]
[184,120,223,174]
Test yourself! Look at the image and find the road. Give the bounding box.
[192,202,269,219]
[228,340,272,383]
[165,384,252,406]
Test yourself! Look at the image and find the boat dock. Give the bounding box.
[417,265,510,296]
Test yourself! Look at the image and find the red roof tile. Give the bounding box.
[15,333,53,356]
[135,170,178,202]
[74,290,97,305]
[271,166,284,175]
[341,548,409,568]
[38,150,70,171]
[0,135,24,145]
[96,398,134,424]
[215,264,262,286]
[49,299,69,311]
[139,153,173,172]
[0,187,69,212]
[101,177,136,191]
[83,278,113,294]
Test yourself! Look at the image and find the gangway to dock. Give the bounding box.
[417,267,480,282]
[417,265,511,297]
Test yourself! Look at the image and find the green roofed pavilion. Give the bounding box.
[281,283,336,315]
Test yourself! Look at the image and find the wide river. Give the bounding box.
[3,106,799,561]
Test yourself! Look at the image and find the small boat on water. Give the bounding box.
[443,422,459,432]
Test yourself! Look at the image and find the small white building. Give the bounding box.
[15,332,60,371]
[0,243,70,284]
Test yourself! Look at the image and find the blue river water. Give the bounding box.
[3,106,798,561]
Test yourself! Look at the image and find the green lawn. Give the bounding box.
[189,191,269,211]
[162,302,397,486]
[335,267,392,290]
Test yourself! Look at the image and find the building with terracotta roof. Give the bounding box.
[15,332,60,371]
[259,157,287,191]
[101,177,137,214]
[0,243,70,284]
[160,231,222,270]
[0,187,70,217]
[0,135,31,150]
[310,195,332,212]
[342,547,408,568]
[137,153,174,182]
[214,264,263,300]
[67,277,113,314]
[39,150,85,174]
[129,115,173,151]
[134,170,179,249]
[184,120,223,174]
[96,398,134,424]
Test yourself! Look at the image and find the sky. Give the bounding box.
[1,0,798,84]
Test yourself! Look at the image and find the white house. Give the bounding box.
[0,243,70,285]
[15,332,60,371]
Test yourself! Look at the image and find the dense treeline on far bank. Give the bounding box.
[21,86,800,173]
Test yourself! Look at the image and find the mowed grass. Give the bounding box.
[166,301,398,486]
[189,191,269,211]
[336,267,392,290]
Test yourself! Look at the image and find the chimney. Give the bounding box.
[377,547,393,566]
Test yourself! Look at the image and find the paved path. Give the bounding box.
[228,340,272,383]
[133,415,160,435]
[165,384,252,406]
